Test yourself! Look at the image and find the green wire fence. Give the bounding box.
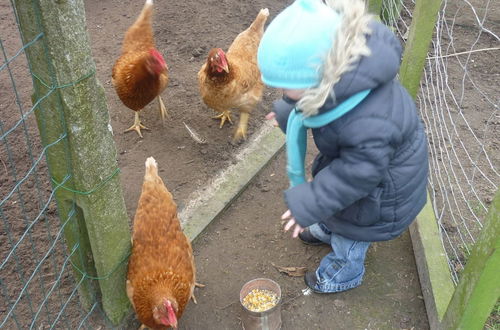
[1,0,130,328]
[369,0,499,329]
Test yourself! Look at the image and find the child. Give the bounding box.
[257,0,429,293]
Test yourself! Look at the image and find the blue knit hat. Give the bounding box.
[258,0,342,89]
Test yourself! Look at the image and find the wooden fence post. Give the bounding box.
[367,0,384,17]
[399,0,442,98]
[398,1,455,329]
[14,0,131,324]
[440,190,500,330]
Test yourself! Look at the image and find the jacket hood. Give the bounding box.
[328,22,402,104]
[297,0,403,116]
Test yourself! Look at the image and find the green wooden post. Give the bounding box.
[367,0,384,17]
[399,0,442,98]
[398,2,451,328]
[14,0,131,324]
[440,190,500,330]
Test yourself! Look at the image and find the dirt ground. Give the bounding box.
[1,0,495,328]
[178,150,429,330]
[1,0,285,326]
[83,0,287,217]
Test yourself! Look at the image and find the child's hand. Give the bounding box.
[281,209,304,238]
[265,112,279,127]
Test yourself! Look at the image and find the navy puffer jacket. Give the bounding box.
[273,22,429,242]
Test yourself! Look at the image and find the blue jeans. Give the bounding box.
[308,223,371,293]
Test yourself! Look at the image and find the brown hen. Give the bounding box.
[112,0,168,138]
[198,8,269,141]
[127,157,198,329]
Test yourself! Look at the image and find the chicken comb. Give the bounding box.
[149,48,166,68]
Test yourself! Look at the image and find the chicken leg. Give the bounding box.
[213,110,233,128]
[158,95,167,122]
[233,111,250,141]
[190,282,205,304]
[125,112,149,138]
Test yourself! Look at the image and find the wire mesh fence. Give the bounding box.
[385,0,499,285]
[0,1,128,329]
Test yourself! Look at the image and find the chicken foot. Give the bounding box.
[213,110,233,128]
[125,112,149,138]
[158,95,167,122]
[190,282,206,304]
[233,111,250,141]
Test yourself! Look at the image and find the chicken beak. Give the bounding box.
[221,62,229,73]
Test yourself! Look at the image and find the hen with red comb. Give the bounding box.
[112,0,169,138]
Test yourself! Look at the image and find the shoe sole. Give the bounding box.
[304,273,331,294]
[299,239,328,246]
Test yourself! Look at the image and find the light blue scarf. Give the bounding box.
[286,89,371,187]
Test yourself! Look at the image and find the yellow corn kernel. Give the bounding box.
[242,289,278,312]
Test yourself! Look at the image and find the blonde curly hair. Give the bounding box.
[297,0,374,117]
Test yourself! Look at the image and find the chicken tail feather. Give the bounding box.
[249,8,269,32]
[137,0,154,25]
[145,157,159,182]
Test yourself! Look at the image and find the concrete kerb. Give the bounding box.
[410,193,455,330]
[180,123,285,242]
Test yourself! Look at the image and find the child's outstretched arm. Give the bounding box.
[285,117,398,229]
[269,95,298,133]
[265,112,279,127]
[281,209,304,238]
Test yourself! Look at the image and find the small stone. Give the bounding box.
[192,47,205,57]
[400,316,411,328]
[333,299,345,308]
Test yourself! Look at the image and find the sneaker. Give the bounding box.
[304,271,328,294]
[298,228,328,246]
[304,270,363,294]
